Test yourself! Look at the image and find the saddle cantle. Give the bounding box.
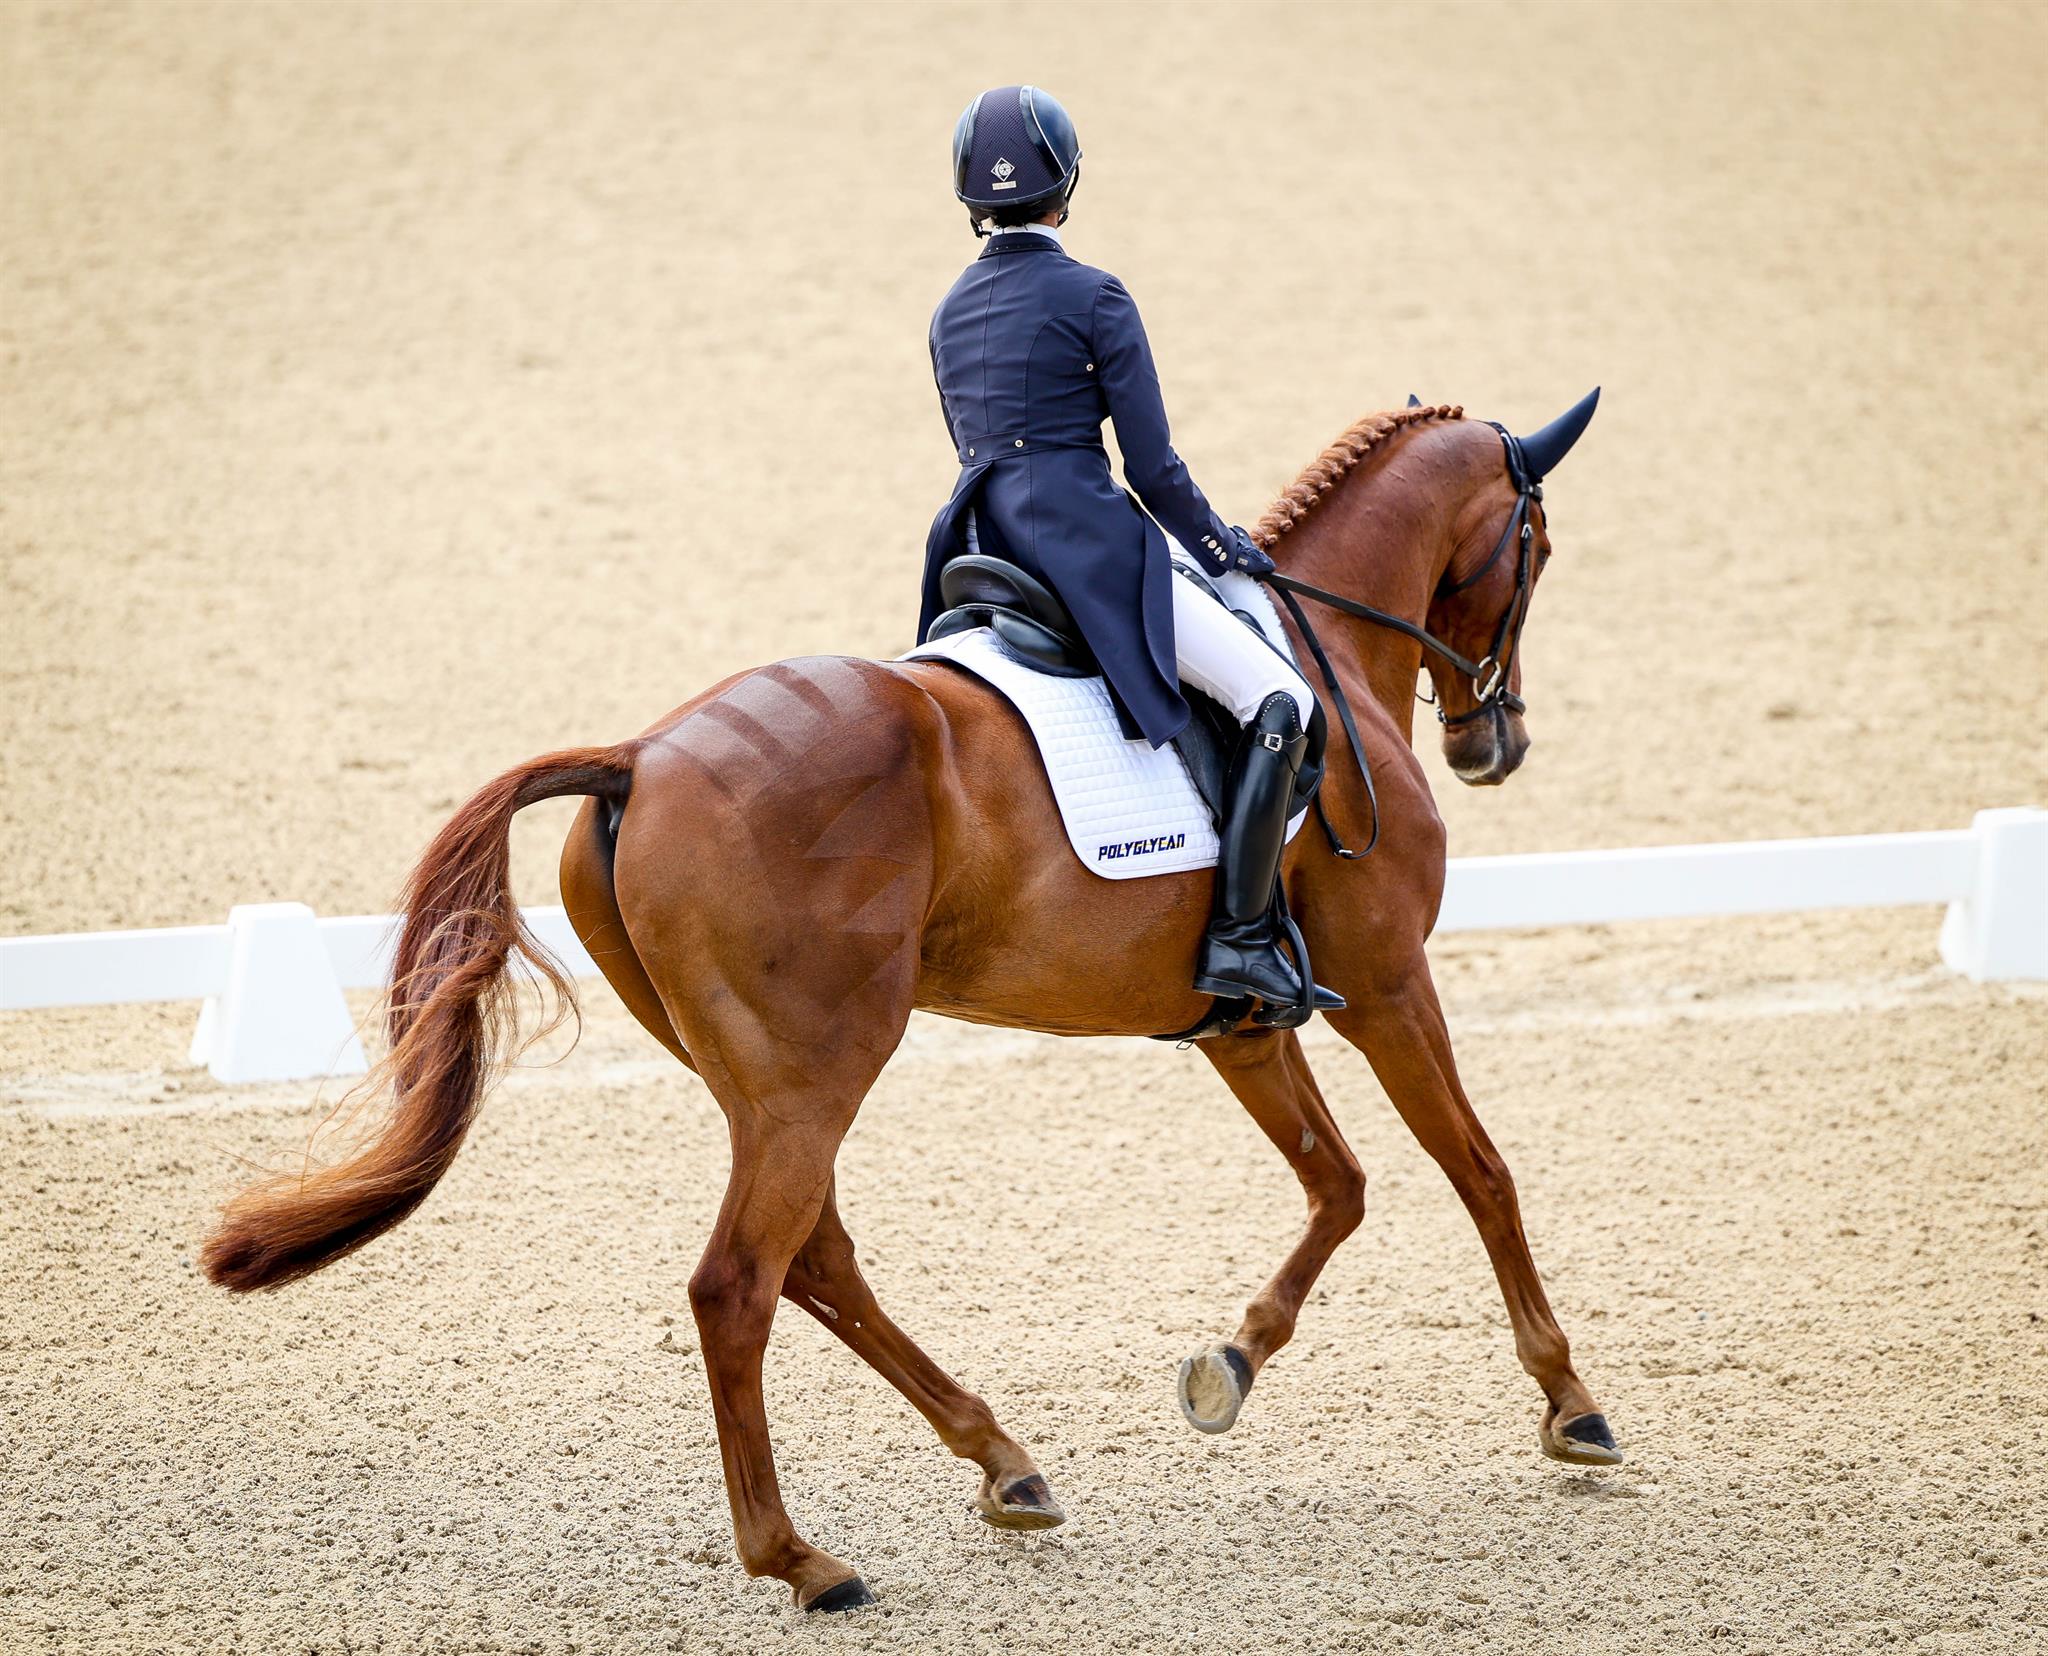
[928,554,1097,677]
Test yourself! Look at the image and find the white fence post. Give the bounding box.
[1939,808,2048,982]
[187,903,367,1084]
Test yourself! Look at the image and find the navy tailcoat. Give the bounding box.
[918,234,1236,748]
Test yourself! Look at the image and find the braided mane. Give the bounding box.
[1251,403,1464,550]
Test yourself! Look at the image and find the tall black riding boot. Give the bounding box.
[1193,694,1345,1012]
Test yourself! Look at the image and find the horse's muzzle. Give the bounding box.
[1443,707,1530,787]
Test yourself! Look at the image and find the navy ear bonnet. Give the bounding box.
[1516,386,1600,481]
[954,85,1083,211]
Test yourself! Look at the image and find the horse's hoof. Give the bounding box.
[972,1471,1068,1531]
[1541,1408,1624,1467]
[802,1575,876,1614]
[1177,1343,1254,1435]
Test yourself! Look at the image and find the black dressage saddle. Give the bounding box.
[926,553,1324,830]
[927,553,1099,676]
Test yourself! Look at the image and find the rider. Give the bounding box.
[917,85,1341,1016]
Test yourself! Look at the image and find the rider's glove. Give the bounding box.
[1226,526,1275,578]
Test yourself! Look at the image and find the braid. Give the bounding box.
[1252,404,1464,550]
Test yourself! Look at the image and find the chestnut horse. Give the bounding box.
[203,400,1619,1614]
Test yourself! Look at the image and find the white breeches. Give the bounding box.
[1171,566,1313,727]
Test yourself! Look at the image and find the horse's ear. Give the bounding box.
[1517,386,1600,479]
[1406,392,1422,408]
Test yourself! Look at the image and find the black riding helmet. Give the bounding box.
[952,85,1082,236]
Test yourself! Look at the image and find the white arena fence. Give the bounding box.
[2,808,2042,1086]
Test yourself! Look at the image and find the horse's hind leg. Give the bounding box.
[1177,1028,1367,1434]
[611,668,952,1612]
[784,1181,1066,1530]
[683,1066,879,1612]
[1330,952,1621,1465]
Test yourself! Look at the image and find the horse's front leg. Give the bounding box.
[1177,1027,1367,1434]
[1329,951,1621,1464]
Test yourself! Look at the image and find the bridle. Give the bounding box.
[1425,424,1541,727]
[1257,424,1545,859]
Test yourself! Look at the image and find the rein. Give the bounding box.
[1261,425,1541,860]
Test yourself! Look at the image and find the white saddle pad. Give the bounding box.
[903,557,1308,880]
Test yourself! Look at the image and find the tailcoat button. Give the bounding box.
[1015,438,1025,447]
[968,447,975,457]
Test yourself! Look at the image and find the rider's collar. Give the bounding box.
[987,221,1063,244]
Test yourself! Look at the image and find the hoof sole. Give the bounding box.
[804,1576,875,1614]
[1177,1343,1254,1435]
[972,1472,1068,1531]
[1541,1410,1624,1467]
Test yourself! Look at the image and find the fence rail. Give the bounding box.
[4,808,2042,1084]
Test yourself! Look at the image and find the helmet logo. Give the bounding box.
[990,157,1017,190]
